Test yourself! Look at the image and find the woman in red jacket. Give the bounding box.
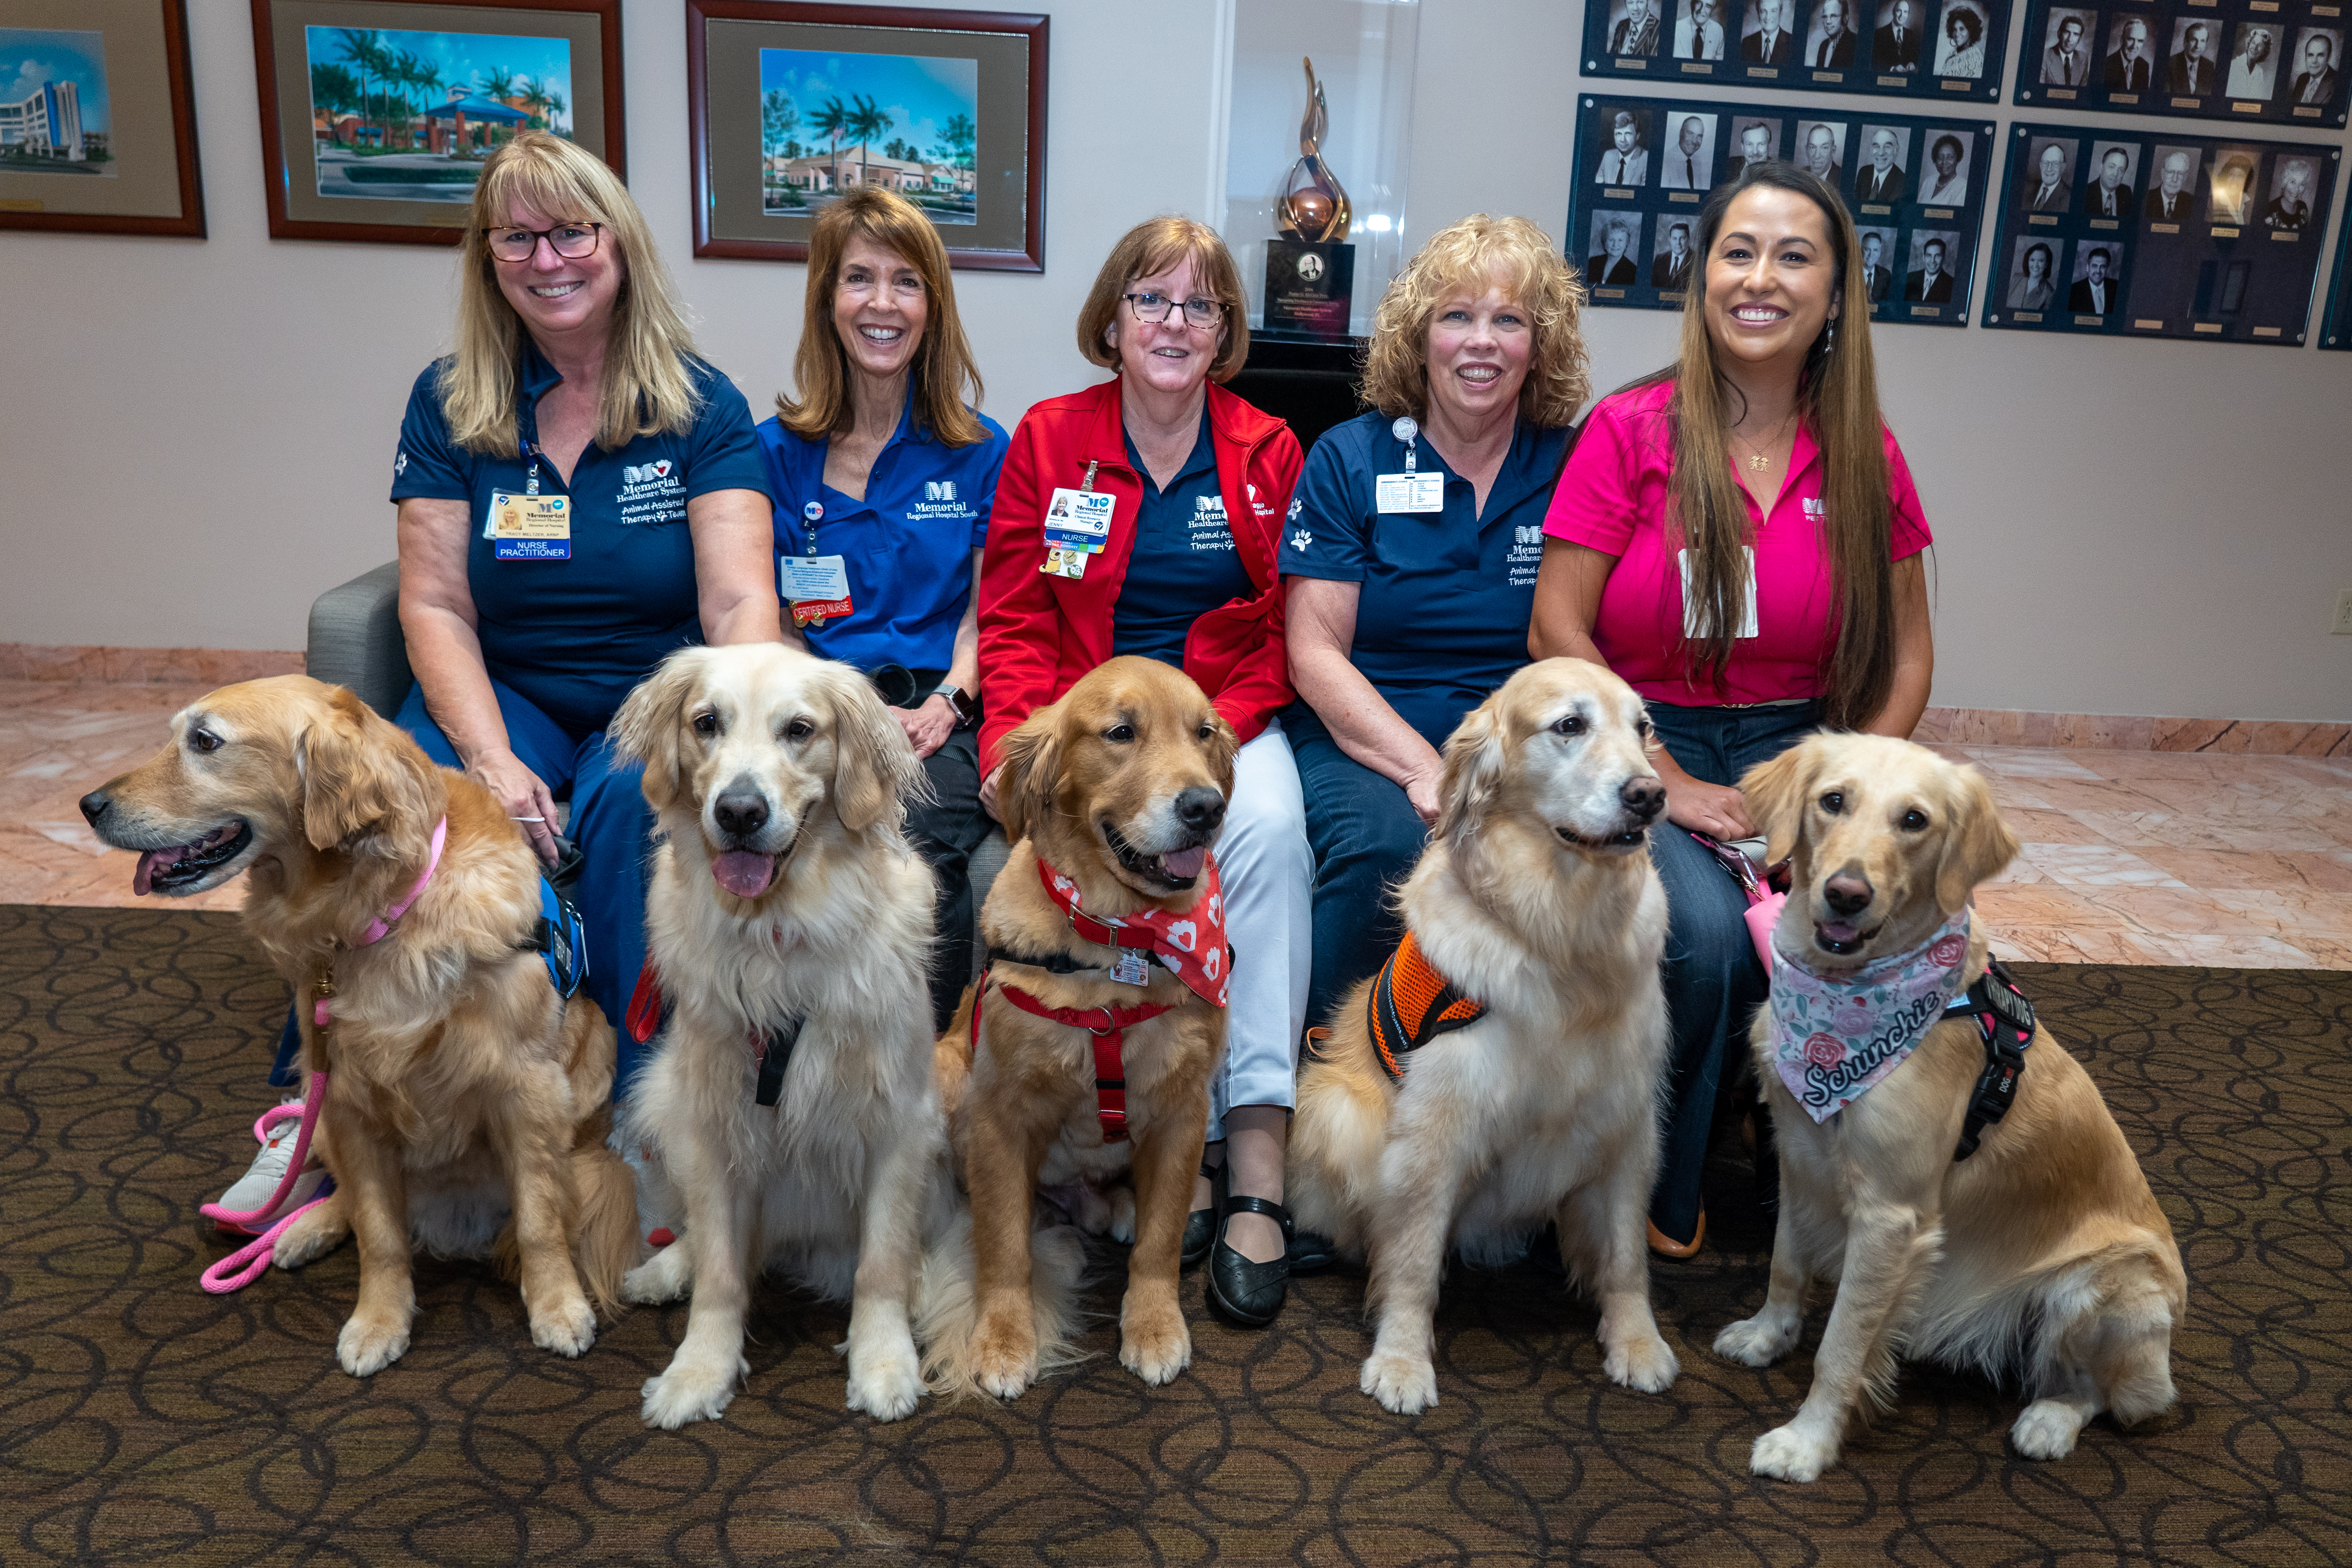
[977,216,1315,1327]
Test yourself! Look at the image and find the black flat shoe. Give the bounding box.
[1182,1156,1221,1270]
[1206,1194,1293,1327]
[1288,1226,1338,1273]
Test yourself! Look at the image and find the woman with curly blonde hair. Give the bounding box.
[1281,213,1592,1029]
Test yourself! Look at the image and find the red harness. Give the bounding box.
[972,977,1171,1142]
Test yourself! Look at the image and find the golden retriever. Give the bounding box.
[1287,658,1679,1415]
[935,655,1236,1397]
[1716,733,2185,1481]
[610,644,1079,1425]
[80,675,635,1375]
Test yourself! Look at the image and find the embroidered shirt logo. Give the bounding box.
[1290,528,1313,552]
[925,480,958,502]
[393,451,408,479]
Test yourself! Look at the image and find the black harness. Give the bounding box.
[1940,955,2037,1162]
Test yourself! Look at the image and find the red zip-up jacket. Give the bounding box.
[977,378,1304,772]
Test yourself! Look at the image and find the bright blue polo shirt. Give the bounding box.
[390,342,768,738]
[756,394,1007,672]
[1111,410,1253,669]
[1281,408,1572,748]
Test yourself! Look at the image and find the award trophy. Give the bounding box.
[1264,57,1357,340]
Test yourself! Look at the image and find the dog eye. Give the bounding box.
[1900,808,1929,831]
[1197,723,1213,740]
[1552,713,1586,736]
[784,719,814,741]
[1819,791,1844,814]
[189,728,222,754]
[691,711,719,738]
[1104,723,1135,744]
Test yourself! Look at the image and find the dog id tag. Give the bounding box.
[487,491,572,559]
[781,554,853,627]
[1111,949,1151,987]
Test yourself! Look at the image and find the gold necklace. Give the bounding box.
[1733,410,1797,473]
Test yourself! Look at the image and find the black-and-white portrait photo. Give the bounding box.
[2226,23,2283,99]
[2103,14,2157,90]
[2288,29,2341,107]
[1795,120,1847,185]
[1917,131,1971,204]
[1806,0,1860,66]
[1586,211,1646,286]
[1593,107,1653,187]
[1658,113,1717,189]
[2081,141,2140,219]
[1873,0,1925,70]
[2265,156,2319,230]
[1854,124,1909,202]
[2005,235,2060,310]
[1903,229,1961,302]
[2207,150,2259,224]
[1651,217,1699,288]
[2018,136,2078,213]
[1607,0,1666,57]
[1743,0,1800,61]
[2041,7,2097,85]
[1726,117,1782,181]
[2067,240,2123,313]
[1934,0,1988,77]
[1677,0,1729,60]
[2168,17,2219,96]
[2144,146,2201,221]
[1857,225,1899,300]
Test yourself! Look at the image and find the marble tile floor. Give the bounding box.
[3,678,2347,967]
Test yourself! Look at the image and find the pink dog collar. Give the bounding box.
[354,816,447,946]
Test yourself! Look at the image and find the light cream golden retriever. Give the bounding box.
[1717,733,2185,1481]
[611,644,1077,1426]
[935,656,1236,1397]
[1288,658,1679,1415]
[80,675,634,1375]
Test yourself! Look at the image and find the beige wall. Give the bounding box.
[3,0,2348,719]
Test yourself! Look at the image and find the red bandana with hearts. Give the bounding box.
[1037,853,1230,1007]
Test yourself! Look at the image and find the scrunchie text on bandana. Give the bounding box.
[1769,908,1974,1123]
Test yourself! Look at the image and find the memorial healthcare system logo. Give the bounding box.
[622,460,676,485]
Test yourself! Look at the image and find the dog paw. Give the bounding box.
[1750,1422,1836,1483]
[622,1244,691,1305]
[639,1356,746,1430]
[1715,1311,1801,1368]
[1118,1293,1191,1387]
[336,1314,411,1378]
[1603,1329,1680,1393]
[2011,1400,2087,1461]
[970,1311,1039,1401]
[847,1343,926,1423]
[530,1297,597,1359]
[1360,1351,1439,1415]
[272,1202,350,1270]
[1107,1187,1137,1245]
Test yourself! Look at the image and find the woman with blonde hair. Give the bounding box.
[1282,212,1590,1031]
[756,187,1008,1028]
[977,215,1314,1327]
[1532,160,1935,1256]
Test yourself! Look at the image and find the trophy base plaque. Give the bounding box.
[1264,240,1355,339]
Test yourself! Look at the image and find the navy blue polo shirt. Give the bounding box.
[756,394,1007,672]
[391,342,768,737]
[1111,411,1252,668]
[1281,408,1571,748]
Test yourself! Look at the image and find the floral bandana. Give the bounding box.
[1769,908,1974,1123]
[1037,855,1231,1008]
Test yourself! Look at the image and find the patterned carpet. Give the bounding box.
[3,904,2348,1567]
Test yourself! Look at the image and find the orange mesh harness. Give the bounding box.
[1366,931,1488,1079]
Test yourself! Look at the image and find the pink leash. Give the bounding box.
[197,817,447,1295]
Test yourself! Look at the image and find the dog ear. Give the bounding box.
[1435,700,1509,846]
[301,686,432,853]
[608,650,701,812]
[1738,741,1817,868]
[994,706,1062,846]
[827,664,925,834]
[1934,763,2020,914]
[1202,707,1240,798]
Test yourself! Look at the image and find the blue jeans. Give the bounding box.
[271,679,659,1096]
[1288,707,1432,1031]
[1644,700,1820,1244]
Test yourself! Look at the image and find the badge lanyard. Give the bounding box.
[485,391,572,559]
[1043,458,1114,580]
[782,498,853,629]
[1376,417,1444,514]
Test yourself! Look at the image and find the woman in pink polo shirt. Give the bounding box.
[1532,161,1934,1256]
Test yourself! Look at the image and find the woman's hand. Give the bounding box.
[468,747,562,865]
[979,764,1004,823]
[1402,766,1443,826]
[1663,773,1753,840]
[893,695,957,761]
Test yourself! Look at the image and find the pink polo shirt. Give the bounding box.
[1542,378,1930,706]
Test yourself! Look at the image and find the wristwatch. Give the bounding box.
[933,684,979,729]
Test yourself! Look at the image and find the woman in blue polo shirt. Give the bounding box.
[1282,214,1593,1026]
[755,188,1008,1029]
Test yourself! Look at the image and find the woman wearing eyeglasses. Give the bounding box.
[976,215,1316,1328]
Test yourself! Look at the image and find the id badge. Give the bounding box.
[1375,473,1445,513]
[780,554,853,627]
[1042,546,1091,579]
[1678,548,1760,638]
[1043,487,1116,553]
[487,490,572,560]
[1111,949,1151,987]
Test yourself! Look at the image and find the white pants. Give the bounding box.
[1208,717,1313,1140]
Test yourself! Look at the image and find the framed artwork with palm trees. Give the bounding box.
[250,0,623,245]
[686,1,1047,271]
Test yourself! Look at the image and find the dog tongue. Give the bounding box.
[1161,845,1208,879]
[133,846,187,897]
[712,851,778,899]
[1818,919,1862,943]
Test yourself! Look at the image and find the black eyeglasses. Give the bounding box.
[485,222,604,263]
[1124,291,1227,328]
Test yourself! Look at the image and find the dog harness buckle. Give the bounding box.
[1367,931,1487,1080]
[1946,957,2036,1162]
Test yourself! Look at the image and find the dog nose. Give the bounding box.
[713,786,770,841]
[1173,786,1226,834]
[1823,873,1874,916]
[79,789,111,827]
[1619,777,1665,820]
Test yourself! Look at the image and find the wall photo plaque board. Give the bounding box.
[2312,168,2352,344]
[686,1,1047,271]
[0,0,205,236]
[2012,0,2349,128]
[1983,121,2335,342]
[1584,0,2011,102]
[1569,94,1996,326]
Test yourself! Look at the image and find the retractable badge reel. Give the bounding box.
[1376,417,1444,514]
[782,500,853,627]
[1043,460,1116,579]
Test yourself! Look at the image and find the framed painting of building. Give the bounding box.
[250,0,623,246]
[0,0,206,237]
[686,1,1048,271]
